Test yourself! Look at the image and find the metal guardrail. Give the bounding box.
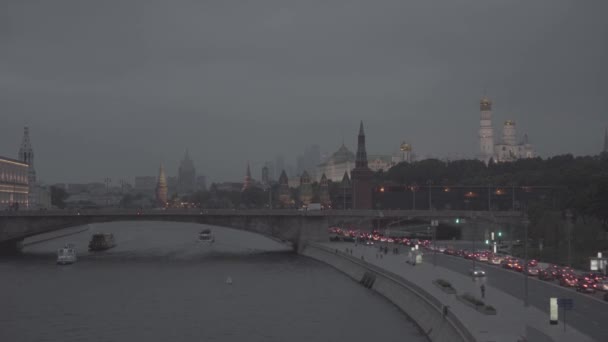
[309,243,476,342]
[0,209,522,218]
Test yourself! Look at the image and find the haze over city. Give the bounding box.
[1,0,607,183]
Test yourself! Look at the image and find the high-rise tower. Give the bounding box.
[479,96,495,163]
[156,163,168,207]
[177,149,196,195]
[278,170,291,207]
[18,126,36,207]
[319,173,331,208]
[351,121,374,209]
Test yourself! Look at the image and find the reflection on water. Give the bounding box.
[0,222,426,342]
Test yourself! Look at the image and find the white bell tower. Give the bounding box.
[479,96,494,163]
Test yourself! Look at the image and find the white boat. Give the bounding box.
[57,244,77,265]
[199,229,215,243]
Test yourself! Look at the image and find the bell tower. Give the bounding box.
[479,97,495,163]
[18,126,36,207]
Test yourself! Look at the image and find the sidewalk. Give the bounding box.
[322,242,594,342]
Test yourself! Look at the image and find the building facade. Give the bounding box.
[134,176,157,196]
[156,163,168,207]
[0,156,29,209]
[317,144,355,182]
[17,126,39,208]
[478,96,534,163]
[368,154,394,172]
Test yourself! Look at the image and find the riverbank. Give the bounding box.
[300,243,474,342]
[301,242,595,342]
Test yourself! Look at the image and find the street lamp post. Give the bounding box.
[471,212,477,273]
[488,184,491,211]
[431,219,439,266]
[411,184,417,210]
[523,214,530,308]
[427,180,433,211]
[104,177,111,207]
[566,210,573,267]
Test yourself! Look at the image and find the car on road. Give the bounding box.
[525,267,540,276]
[470,267,486,277]
[489,256,503,265]
[559,276,578,288]
[538,269,555,281]
[576,282,596,294]
[596,279,608,291]
[581,273,605,282]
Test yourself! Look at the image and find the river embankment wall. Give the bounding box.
[300,243,475,342]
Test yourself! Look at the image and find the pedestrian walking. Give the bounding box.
[480,284,486,299]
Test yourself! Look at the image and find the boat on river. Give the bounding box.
[57,244,77,265]
[88,233,116,251]
[198,229,214,244]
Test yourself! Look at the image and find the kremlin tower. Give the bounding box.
[351,121,373,209]
[479,96,495,163]
[242,162,252,191]
[155,163,168,207]
[18,126,36,207]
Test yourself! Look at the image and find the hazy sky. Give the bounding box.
[1,0,607,184]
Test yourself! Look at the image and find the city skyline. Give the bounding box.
[1,0,607,183]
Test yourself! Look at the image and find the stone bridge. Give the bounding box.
[0,209,523,253]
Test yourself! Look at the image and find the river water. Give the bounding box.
[0,222,426,342]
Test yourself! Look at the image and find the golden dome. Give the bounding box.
[480,96,491,105]
[400,142,412,152]
[504,120,515,126]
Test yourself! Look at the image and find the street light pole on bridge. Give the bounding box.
[523,214,530,308]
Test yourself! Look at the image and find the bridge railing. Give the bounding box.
[0,208,523,218]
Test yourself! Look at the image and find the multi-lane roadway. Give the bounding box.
[414,245,608,341]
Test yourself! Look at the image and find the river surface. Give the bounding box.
[0,222,426,342]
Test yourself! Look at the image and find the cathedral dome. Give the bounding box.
[319,144,355,166]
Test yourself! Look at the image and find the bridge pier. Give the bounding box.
[0,238,24,255]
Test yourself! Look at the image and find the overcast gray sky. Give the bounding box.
[1,0,607,184]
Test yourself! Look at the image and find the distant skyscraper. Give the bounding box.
[264,161,275,181]
[242,162,252,191]
[177,149,196,195]
[319,173,331,208]
[275,156,285,178]
[351,121,373,209]
[278,170,291,207]
[134,176,157,195]
[196,175,207,191]
[18,126,36,207]
[261,165,269,187]
[155,163,168,207]
[298,171,313,205]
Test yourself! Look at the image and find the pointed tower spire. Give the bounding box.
[242,161,252,191]
[18,126,37,208]
[156,163,168,207]
[355,121,369,169]
[351,121,373,209]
